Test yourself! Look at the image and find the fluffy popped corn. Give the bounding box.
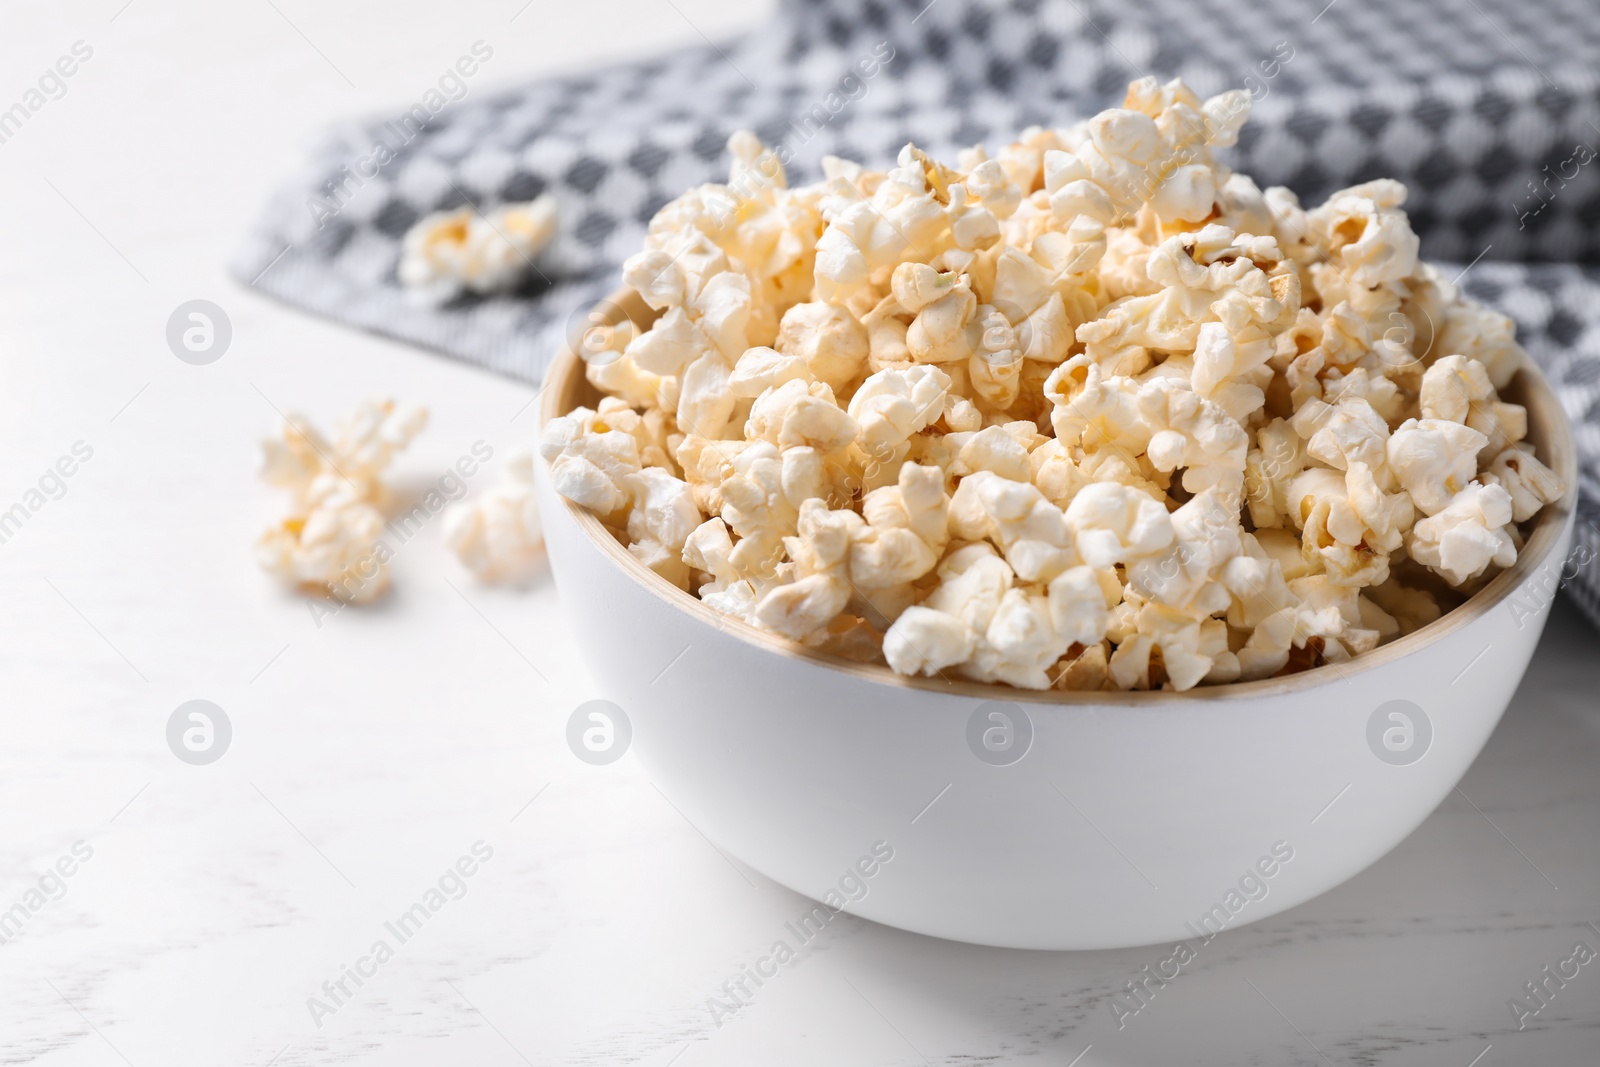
[257,399,427,603]
[398,194,557,303]
[258,475,393,603]
[542,77,1565,691]
[444,448,545,584]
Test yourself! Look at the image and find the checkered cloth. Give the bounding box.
[234,0,1600,624]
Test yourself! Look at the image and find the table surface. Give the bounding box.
[3,1,1599,1064]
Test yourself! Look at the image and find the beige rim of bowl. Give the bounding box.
[540,288,1579,706]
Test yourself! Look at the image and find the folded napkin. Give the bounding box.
[234,0,1600,625]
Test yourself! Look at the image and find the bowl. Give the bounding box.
[535,289,1579,950]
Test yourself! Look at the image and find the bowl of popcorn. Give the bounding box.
[535,78,1576,950]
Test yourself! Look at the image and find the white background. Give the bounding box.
[1,0,1598,1063]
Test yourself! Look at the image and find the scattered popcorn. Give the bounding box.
[443,448,545,585]
[398,194,557,303]
[257,475,391,603]
[542,78,1565,691]
[260,398,423,509]
[257,399,427,602]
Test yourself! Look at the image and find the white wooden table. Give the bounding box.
[2,1,1598,1062]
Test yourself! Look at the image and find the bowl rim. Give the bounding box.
[539,287,1580,705]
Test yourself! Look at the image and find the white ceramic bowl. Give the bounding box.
[536,291,1578,950]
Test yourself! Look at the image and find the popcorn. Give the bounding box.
[258,475,391,603]
[1386,418,1488,515]
[1419,353,1492,425]
[1245,418,1310,529]
[584,324,667,411]
[1409,482,1517,585]
[775,302,870,389]
[883,605,976,677]
[443,448,544,585]
[262,399,428,510]
[630,537,693,590]
[1419,354,1528,459]
[1063,482,1174,569]
[683,517,765,622]
[541,78,1564,690]
[1220,553,1296,631]
[1290,394,1390,475]
[1133,377,1249,498]
[1366,578,1442,635]
[677,439,811,572]
[1047,565,1119,645]
[398,196,557,303]
[966,587,1074,690]
[747,379,859,453]
[1303,180,1419,288]
[953,425,1033,482]
[1288,463,1414,586]
[951,472,1076,581]
[1107,602,1220,691]
[848,365,951,457]
[919,543,1015,632]
[1124,489,1239,611]
[1433,299,1525,391]
[755,499,859,638]
[906,279,979,363]
[1053,641,1113,690]
[852,463,949,588]
[1236,594,1347,681]
[540,412,641,516]
[1483,444,1564,522]
[624,467,703,560]
[1043,79,1249,227]
[813,146,979,306]
[257,399,427,603]
[1029,438,1092,507]
[729,346,810,398]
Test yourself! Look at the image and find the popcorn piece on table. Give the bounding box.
[443,448,545,586]
[257,399,427,603]
[257,474,391,604]
[260,398,427,510]
[328,399,430,507]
